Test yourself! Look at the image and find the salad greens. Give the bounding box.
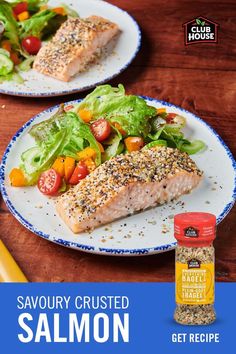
[74,84,157,137]
[17,55,34,71]
[73,84,205,156]
[180,140,206,154]
[18,9,57,39]
[0,0,21,51]
[148,112,205,154]
[15,84,206,186]
[143,140,167,149]
[21,106,101,185]
[102,134,124,161]
[0,49,23,81]
[0,50,13,75]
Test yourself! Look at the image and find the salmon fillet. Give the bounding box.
[56,147,203,233]
[33,16,120,81]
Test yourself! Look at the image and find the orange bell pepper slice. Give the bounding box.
[78,109,93,123]
[64,157,75,182]
[52,157,65,177]
[124,137,144,152]
[52,7,66,16]
[77,147,97,160]
[157,108,166,114]
[17,11,29,21]
[9,168,26,187]
[1,40,11,52]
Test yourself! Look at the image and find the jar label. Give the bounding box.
[176,261,214,305]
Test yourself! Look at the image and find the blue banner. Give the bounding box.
[0,283,234,353]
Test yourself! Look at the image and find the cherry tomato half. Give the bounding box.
[91,119,111,142]
[124,137,144,152]
[37,169,62,196]
[69,161,89,185]
[13,2,28,15]
[165,113,177,124]
[22,36,41,55]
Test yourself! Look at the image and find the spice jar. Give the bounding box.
[174,212,216,325]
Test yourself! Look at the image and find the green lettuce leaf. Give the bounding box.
[0,52,13,75]
[147,118,205,154]
[148,126,165,141]
[103,134,124,161]
[27,0,49,13]
[17,56,35,71]
[29,107,101,163]
[180,140,206,154]
[0,70,23,83]
[21,106,101,184]
[20,130,66,185]
[0,0,20,51]
[19,9,57,39]
[74,84,157,137]
[143,140,167,149]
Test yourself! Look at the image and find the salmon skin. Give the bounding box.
[56,147,203,233]
[33,16,120,81]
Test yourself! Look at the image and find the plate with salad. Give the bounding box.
[1,84,236,255]
[0,0,141,96]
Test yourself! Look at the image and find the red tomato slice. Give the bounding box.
[13,2,28,15]
[69,162,89,185]
[91,119,111,142]
[165,113,177,123]
[22,36,41,55]
[37,169,62,196]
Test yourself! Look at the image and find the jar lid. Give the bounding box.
[174,212,216,246]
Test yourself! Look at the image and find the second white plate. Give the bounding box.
[0,0,141,97]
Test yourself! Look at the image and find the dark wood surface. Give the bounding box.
[0,0,236,282]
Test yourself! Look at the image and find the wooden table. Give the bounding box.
[0,0,236,282]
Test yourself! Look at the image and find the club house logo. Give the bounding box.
[183,17,219,45]
[188,258,201,269]
[184,226,199,238]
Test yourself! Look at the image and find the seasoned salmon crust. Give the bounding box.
[56,147,203,233]
[33,16,120,81]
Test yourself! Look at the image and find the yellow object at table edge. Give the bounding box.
[0,240,28,282]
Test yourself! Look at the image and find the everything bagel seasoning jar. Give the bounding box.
[174,212,216,325]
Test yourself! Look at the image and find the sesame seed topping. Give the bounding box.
[56,147,202,223]
[34,16,118,76]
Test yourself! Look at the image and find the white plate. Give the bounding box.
[0,0,141,97]
[1,98,236,256]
